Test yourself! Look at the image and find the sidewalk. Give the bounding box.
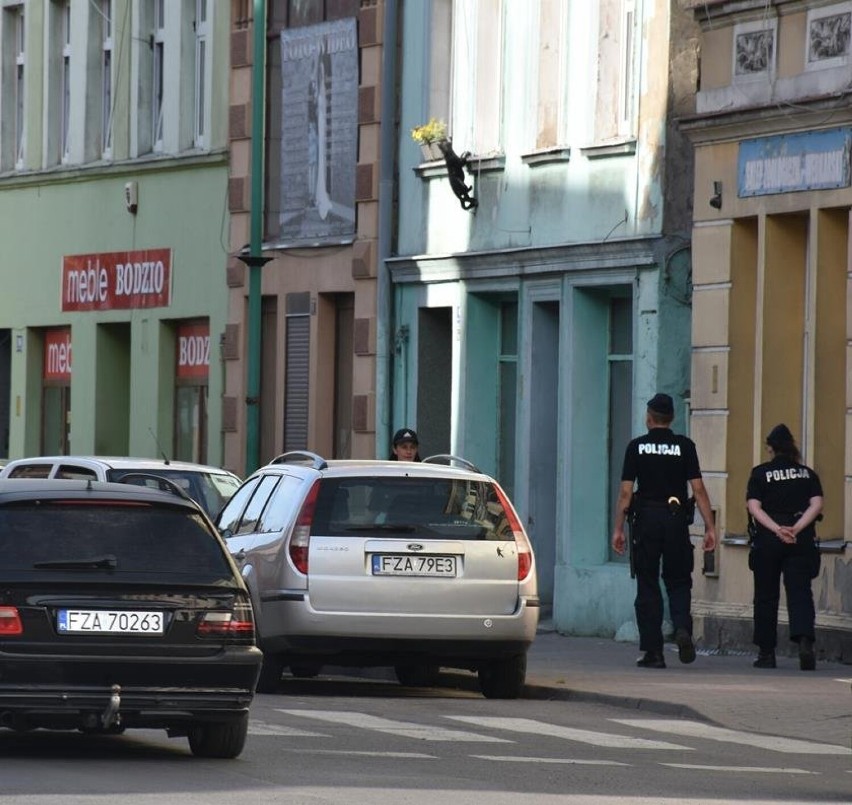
[523,629,852,749]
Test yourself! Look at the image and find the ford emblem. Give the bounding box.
[407,543,424,551]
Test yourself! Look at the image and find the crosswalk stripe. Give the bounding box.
[662,763,816,774]
[286,749,436,759]
[447,716,691,750]
[472,755,630,766]
[277,710,511,743]
[249,720,327,737]
[611,719,852,756]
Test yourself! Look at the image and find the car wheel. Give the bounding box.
[188,712,249,759]
[255,652,285,693]
[478,654,526,699]
[394,663,441,687]
[289,663,321,679]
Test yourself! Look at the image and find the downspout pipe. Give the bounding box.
[376,0,399,459]
[243,0,270,475]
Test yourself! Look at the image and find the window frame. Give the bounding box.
[60,0,72,162]
[193,0,209,148]
[100,0,113,157]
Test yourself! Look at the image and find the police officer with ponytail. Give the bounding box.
[612,393,717,669]
[747,424,823,671]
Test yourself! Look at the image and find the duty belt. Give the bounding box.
[639,497,681,509]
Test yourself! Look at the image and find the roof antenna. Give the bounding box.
[148,427,171,465]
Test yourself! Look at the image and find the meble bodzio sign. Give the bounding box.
[176,322,209,379]
[62,249,171,311]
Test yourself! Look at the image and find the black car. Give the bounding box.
[0,479,262,758]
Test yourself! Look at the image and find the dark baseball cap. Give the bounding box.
[392,428,418,445]
[647,393,674,416]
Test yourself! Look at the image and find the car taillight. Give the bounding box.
[493,484,534,581]
[197,602,255,641]
[0,606,23,636]
[289,479,320,575]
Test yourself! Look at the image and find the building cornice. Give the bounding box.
[387,237,663,284]
[678,95,852,144]
[0,150,229,191]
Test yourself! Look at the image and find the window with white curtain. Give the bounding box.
[451,0,504,156]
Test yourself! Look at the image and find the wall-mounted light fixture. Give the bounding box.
[709,180,723,210]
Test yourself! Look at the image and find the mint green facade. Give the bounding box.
[389,0,698,637]
[0,160,229,461]
[0,0,231,467]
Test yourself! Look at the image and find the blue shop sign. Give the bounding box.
[738,128,852,197]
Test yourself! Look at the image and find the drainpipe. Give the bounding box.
[376,0,399,459]
[241,0,270,475]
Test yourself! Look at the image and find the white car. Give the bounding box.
[0,456,241,519]
[215,452,539,698]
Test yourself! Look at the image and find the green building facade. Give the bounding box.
[0,0,231,467]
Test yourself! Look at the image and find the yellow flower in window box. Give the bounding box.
[411,118,448,161]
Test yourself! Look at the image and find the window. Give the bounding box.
[100,0,113,156]
[534,0,568,150]
[13,4,24,167]
[451,0,504,156]
[1,3,26,171]
[594,0,636,143]
[152,0,165,150]
[60,0,71,161]
[194,0,208,147]
[618,0,636,135]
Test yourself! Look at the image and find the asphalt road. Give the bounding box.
[2,676,850,804]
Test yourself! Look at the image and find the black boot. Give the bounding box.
[636,651,666,669]
[753,651,776,669]
[798,637,816,671]
[675,628,696,664]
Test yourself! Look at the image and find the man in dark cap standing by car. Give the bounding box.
[611,393,717,668]
[389,428,421,462]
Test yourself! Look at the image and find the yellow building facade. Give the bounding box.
[683,0,852,658]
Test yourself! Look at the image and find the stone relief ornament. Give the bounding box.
[809,12,852,62]
[735,29,774,75]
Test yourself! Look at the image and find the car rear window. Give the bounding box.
[105,469,241,517]
[0,502,234,578]
[312,477,516,541]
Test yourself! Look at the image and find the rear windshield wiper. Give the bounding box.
[33,555,118,570]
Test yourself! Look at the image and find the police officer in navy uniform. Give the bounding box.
[747,423,823,671]
[611,393,717,668]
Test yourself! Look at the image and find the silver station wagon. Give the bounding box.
[0,456,241,519]
[215,452,539,699]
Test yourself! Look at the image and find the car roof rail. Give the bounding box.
[422,454,481,473]
[270,451,328,470]
[112,472,195,504]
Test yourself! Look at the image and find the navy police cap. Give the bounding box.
[647,393,674,416]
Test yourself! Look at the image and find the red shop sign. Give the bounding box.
[44,328,72,382]
[176,322,210,380]
[61,249,172,311]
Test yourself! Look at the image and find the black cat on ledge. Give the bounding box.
[437,140,478,211]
